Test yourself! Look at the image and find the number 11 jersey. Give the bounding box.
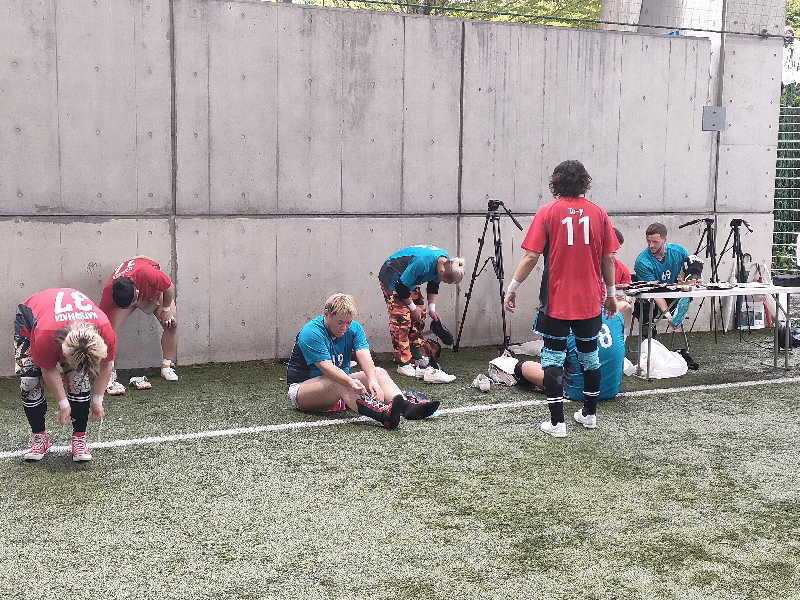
[521,196,619,320]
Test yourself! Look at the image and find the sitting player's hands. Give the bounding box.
[367,379,384,403]
[90,402,105,422]
[349,377,366,394]
[603,295,618,318]
[504,291,517,313]
[57,403,71,426]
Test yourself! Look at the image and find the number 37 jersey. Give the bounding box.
[19,288,116,369]
[521,197,619,320]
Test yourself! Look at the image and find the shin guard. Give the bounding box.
[356,393,404,430]
[543,366,565,425]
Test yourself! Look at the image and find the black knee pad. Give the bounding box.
[543,366,563,397]
[513,360,525,383]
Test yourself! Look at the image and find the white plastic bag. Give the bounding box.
[637,339,688,378]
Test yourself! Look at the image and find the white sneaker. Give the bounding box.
[161,363,179,381]
[415,365,434,378]
[471,374,492,392]
[573,410,597,429]
[415,357,430,369]
[424,368,456,384]
[396,363,417,377]
[540,420,567,438]
[106,380,126,395]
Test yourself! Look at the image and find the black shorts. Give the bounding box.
[533,311,602,351]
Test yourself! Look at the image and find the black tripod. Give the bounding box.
[453,199,524,353]
[680,217,721,340]
[717,218,753,336]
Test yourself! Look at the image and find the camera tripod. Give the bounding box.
[718,218,754,337]
[453,199,524,353]
[680,217,721,339]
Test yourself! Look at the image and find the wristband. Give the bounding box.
[428,303,436,314]
[605,284,616,298]
[407,302,416,310]
[507,279,521,294]
[663,310,673,321]
[91,394,104,407]
[58,398,69,409]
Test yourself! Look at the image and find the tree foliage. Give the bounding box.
[299,0,601,27]
[789,0,800,29]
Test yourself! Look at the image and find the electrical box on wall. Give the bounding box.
[702,106,725,131]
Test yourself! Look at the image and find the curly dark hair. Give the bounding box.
[549,160,592,198]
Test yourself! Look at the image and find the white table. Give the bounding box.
[627,284,800,378]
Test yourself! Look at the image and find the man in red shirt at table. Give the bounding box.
[504,160,618,438]
[99,256,178,393]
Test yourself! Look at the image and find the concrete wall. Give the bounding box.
[0,0,781,375]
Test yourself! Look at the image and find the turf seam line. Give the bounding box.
[2,375,799,459]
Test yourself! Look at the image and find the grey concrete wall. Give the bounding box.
[0,0,782,376]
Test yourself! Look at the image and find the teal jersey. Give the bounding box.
[564,312,625,401]
[286,316,369,384]
[634,243,688,284]
[378,245,450,291]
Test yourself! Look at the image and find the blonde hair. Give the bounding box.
[324,293,357,317]
[444,257,465,284]
[59,323,108,379]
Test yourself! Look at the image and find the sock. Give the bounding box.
[24,402,47,434]
[69,399,90,433]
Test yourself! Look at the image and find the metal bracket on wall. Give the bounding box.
[702,106,726,131]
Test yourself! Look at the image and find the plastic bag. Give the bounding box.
[637,339,688,378]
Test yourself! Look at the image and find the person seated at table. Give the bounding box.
[634,222,692,333]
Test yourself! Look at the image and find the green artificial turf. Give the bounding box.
[0,330,798,600]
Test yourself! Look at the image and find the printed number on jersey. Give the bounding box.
[561,215,590,246]
[597,324,613,349]
[54,291,94,315]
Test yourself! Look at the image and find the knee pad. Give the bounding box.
[576,349,600,372]
[542,366,563,396]
[64,368,91,398]
[540,347,567,369]
[513,360,525,383]
[20,377,45,407]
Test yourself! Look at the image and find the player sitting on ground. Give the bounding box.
[14,288,116,462]
[286,293,437,429]
[99,256,178,393]
[515,301,632,411]
[378,244,464,383]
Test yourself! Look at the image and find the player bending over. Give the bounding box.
[14,288,116,461]
[99,256,178,393]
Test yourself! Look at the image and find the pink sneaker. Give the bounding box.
[24,431,51,461]
[71,433,92,462]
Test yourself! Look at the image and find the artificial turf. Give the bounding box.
[0,329,798,599]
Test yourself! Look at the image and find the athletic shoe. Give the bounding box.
[415,365,434,378]
[161,363,179,381]
[396,363,417,377]
[401,391,440,420]
[355,392,404,429]
[471,374,492,392]
[71,433,92,462]
[415,357,430,369]
[24,432,51,461]
[106,380,126,395]
[487,364,516,386]
[129,376,152,390]
[573,410,597,429]
[678,349,699,370]
[423,368,456,384]
[540,420,567,438]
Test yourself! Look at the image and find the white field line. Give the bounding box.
[2,375,799,459]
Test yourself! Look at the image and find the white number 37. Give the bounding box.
[54,291,94,314]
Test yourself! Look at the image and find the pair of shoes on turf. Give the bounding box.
[539,411,597,438]
[397,362,455,383]
[471,373,492,392]
[23,431,92,462]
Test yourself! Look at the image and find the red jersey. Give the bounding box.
[597,257,632,301]
[99,257,172,317]
[22,288,116,369]
[522,197,619,320]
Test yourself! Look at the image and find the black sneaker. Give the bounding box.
[679,349,699,370]
[401,391,440,420]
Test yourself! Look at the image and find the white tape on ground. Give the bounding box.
[3,375,799,459]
